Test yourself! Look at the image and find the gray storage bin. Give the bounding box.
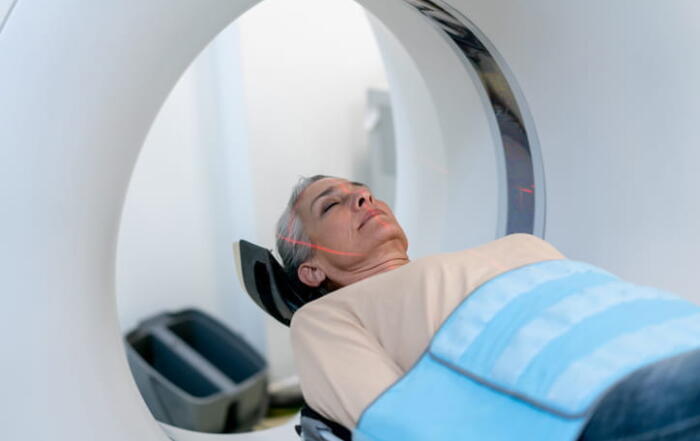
[125,309,268,433]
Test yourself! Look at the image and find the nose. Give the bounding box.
[352,188,374,210]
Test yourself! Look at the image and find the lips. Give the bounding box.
[359,209,385,229]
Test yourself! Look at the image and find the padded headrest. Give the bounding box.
[234,240,322,326]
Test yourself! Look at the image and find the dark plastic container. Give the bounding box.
[125,309,268,433]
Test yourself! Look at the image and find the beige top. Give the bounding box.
[290,234,565,429]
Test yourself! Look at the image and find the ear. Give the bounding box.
[298,261,326,288]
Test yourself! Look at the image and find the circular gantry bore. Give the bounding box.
[403,0,545,237]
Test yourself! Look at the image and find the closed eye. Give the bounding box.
[323,202,338,214]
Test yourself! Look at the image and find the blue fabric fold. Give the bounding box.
[356,260,700,441]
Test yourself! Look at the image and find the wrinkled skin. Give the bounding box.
[290,177,410,290]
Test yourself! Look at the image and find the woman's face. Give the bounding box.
[289,177,408,287]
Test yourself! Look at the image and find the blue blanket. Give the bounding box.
[355,260,700,441]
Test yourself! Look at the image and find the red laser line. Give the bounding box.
[277,234,365,257]
[286,179,369,237]
[425,160,449,175]
[281,179,389,257]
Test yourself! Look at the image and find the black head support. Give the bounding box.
[234,240,323,326]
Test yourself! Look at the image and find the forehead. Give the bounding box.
[304,178,347,199]
[297,178,362,209]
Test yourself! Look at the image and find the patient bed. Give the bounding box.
[235,235,700,441]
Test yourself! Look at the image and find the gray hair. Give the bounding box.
[275,175,331,284]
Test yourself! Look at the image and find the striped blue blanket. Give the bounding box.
[355,260,700,441]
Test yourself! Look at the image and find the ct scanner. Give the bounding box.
[3,0,700,440]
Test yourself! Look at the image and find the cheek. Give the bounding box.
[314,214,351,243]
[378,202,397,220]
[377,200,391,211]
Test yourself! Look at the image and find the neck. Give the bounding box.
[330,253,410,288]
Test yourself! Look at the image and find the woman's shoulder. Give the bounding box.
[417,233,564,266]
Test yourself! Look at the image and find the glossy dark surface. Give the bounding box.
[404,0,541,235]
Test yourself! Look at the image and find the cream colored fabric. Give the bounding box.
[290,234,565,429]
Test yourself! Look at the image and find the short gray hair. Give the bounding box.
[275,175,331,284]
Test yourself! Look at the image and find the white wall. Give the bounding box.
[117,0,389,382]
[236,0,389,381]
[116,24,265,350]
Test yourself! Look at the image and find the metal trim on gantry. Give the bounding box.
[403,0,545,237]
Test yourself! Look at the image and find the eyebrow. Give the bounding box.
[310,181,367,214]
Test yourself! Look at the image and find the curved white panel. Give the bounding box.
[4,1,700,440]
[459,1,700,300]
[362,0,500,257]
[0,0,17,33]
[0,0,507,438]
[0,1,259,440]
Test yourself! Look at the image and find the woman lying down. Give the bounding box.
[276,175,700,441]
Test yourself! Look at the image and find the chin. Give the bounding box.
[368,223,406,246]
